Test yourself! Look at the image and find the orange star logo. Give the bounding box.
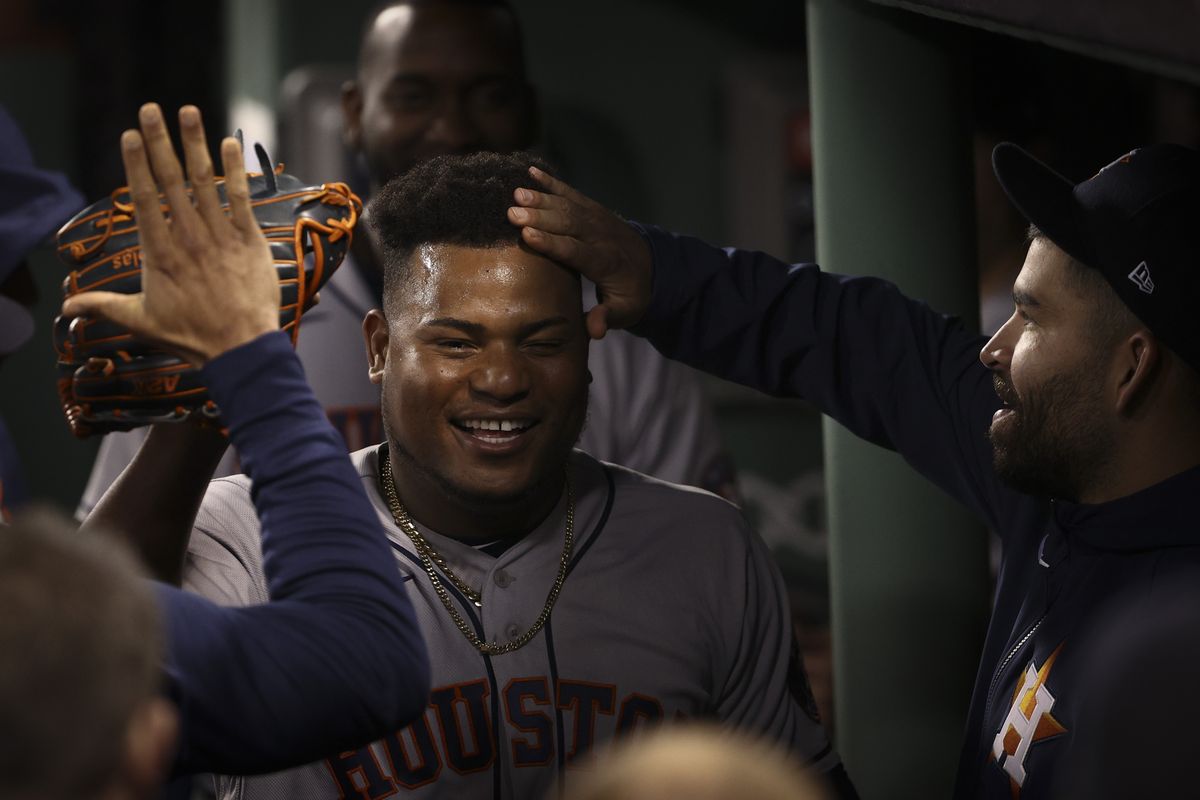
[990,643,1068,798]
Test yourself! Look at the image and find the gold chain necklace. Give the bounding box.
[379,448,575,656]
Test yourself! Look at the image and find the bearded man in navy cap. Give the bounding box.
[508,142,1200,798]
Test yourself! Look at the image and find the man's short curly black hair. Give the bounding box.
[369,150,557,311]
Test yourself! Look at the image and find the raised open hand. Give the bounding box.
[62,103,279,366]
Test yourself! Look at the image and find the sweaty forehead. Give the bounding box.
[361,3,524,80]
[397,243,581,320]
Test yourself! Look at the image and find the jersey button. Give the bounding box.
[494,570,513,588]
[505,623,521,640]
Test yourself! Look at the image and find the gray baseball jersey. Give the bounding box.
[184,446,838,800]
[78,260,734,515]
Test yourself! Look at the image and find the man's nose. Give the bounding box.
[979,314,1017,371]
[426,98,478,151]
[469,345,530,402]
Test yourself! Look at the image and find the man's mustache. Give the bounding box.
[993,374,1020,408]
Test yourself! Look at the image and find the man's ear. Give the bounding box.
[341,80,364,152]
[364,309,389,385]
[1115,329,1160,415]
[121,698,178,800]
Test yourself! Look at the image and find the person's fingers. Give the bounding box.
[138,103,203,236]
[120,129,173,258]
[507,199,576,236]
[62,291,144,330]
[518,225,586,268]
[527,165,597,210]
[179,106,224,232]
[512,186,574,212]
[220,137,257,235]
[584,304,610,341]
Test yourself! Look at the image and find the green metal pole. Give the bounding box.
[807,1,989,797]
[225,0,282,153]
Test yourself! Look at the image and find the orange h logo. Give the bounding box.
[990,643,1068,797]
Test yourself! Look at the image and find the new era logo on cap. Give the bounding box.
[1128,261,1155,295]
[993,141,1200,376]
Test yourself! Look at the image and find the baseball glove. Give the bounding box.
[53,141,362,437]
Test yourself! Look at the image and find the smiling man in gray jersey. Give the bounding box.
[181,151,855,800]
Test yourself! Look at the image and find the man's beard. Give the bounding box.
[988,367,1114,501]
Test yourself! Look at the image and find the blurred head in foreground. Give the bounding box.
[0,507,177,800]
[558,725,828,800]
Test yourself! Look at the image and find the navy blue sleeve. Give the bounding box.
[630,224,1020,534]
[155,331,430,776]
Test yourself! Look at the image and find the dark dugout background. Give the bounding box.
[2,0,1197,796]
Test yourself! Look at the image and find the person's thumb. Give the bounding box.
[585,304,611,341]
[62,292,144,329]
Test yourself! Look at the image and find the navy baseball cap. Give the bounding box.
[0,105,85,354]
[0,105,85,281]
[992,142,1200,375]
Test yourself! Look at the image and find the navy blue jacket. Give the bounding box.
[630,225,1200,799]
[155,332,430,785]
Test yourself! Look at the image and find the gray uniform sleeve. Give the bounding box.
[79,428,241,518]
[77,429,146,519]
[182,477,268,608]
[581,329,735,497]
[713,511,837,771]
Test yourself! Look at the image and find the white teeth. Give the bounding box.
[461,419,529,433]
